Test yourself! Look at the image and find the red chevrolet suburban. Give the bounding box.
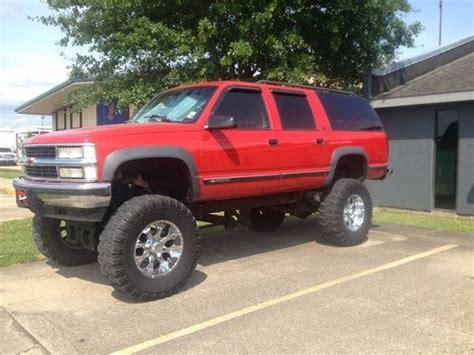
[13,80,388,300]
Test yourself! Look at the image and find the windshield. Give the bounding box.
[132,86,217,123]
[0,148,12,153]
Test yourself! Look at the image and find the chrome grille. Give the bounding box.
[24,146,56,158]
[25,166,58,179]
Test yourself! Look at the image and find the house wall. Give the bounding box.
[368,102,474,216]
[52,105,97,131]
[82,105,97,128]
[457,103,474,215]
[367,106,436,211]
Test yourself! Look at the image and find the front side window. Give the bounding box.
[273,91,316,130]
[213,88,269,129]
[132,86,217,123]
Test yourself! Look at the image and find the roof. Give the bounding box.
[15,79,94,115]
[370,35,474,108]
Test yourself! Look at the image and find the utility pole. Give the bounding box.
[439,0,443,46]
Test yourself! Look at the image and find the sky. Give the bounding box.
[0,0,473,129]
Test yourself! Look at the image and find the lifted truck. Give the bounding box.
[13,80,389,300]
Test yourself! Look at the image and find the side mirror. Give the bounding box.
[206,114,237,130]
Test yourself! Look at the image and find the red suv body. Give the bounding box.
[13,80,388,300]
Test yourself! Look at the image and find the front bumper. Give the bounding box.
[12,178,111,222]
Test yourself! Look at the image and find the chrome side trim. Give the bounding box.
[203,170,329,185]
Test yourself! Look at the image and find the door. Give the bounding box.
[199,87,281,200]
[271,90,329,192]
[435,110,458,210]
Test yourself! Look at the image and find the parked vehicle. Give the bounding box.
[0,147,16,165]
[13,80,389,300]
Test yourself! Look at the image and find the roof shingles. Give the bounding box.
[374,52,474,100]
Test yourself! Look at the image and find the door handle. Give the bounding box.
[268,138,278,146]
[316,138,324,144]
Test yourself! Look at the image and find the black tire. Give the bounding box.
[318,178,372,246]
[97,195,199,301]
[32,216,97,265]
[246,207,285,232]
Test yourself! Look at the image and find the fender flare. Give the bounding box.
[102,146,200,201]
[324,146,369,187]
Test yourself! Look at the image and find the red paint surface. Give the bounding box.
[26,81,389,201]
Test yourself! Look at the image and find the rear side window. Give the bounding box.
[272,92,316,130]
[317,92,382,131]
[214,88,269,129]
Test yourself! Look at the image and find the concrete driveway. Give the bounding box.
[1,219,472,354]
[0,193,32,222]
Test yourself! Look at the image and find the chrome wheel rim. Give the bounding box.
[134,220,184,278]
[343,194,365,232]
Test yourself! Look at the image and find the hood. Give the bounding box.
[25,122,197,145]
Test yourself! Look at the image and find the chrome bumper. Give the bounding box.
[12,178,111,209]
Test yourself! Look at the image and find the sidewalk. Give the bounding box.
[0,193,32,222]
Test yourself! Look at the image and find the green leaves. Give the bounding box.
[40,0,421,107]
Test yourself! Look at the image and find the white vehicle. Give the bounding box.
[0,147,16,165]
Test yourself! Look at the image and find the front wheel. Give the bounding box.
[32,216,97,266]
[318,179,372,246]
[98,195,199,301]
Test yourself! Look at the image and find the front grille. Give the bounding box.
[25,166,58,178]
[24,146,56,158]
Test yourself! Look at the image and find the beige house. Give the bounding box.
[15,79,131,131]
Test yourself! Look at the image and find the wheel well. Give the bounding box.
[111,158,193,203]
[334,155,368,181]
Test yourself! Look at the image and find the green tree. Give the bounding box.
[39,0,421,107]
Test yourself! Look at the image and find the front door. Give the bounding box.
[199,87,280,200]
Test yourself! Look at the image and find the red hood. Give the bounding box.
[25,123,197,145]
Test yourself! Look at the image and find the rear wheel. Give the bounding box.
[318,179,372,246]
[246,207,285,232]
[98,195,199,301]
[32,216,97,266]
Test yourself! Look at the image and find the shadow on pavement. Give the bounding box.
[47,216,341,300]
[198,217,329,266]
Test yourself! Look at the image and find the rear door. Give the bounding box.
[199,86,281,200]
[271,89,329,192]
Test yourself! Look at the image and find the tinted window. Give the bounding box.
[0,148,12,152]
[214,88,269,129]
[317,92,382,131]
[273,92,315,130]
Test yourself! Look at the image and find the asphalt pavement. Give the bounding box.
[1,218,472,354]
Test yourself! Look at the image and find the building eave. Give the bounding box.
[371,91,474,109]
[15,79,94,115]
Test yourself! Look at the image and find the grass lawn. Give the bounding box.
[373,210,474,234]
[0,168,21,179]
[0,218,43,267]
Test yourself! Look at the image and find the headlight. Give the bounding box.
[59,167,84,179]
[58,166,97,180]
[57,147,83,159]
[57,145,96,159]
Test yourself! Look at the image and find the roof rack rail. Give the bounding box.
[257,80,356,96]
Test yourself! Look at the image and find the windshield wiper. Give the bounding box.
[360,125,382,131]
[144,114,175,123]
